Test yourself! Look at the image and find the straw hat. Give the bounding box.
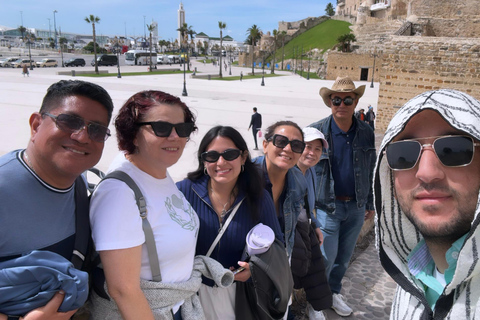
[319,76,366,107]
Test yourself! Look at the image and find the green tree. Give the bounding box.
[218,21,226,77]
[337,33,356,52]
[176,23,188,48]
[85,15,100,74]
[280,30,287,70]
[246,24,262,75]
[59,37,68,51]
[17,25,26,40]
[271,29,278,74]
[147,24,155,71]
[326,3,335,16]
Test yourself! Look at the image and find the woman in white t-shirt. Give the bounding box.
[89,90,199,320]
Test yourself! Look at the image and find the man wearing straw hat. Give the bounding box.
[309,76,376,317]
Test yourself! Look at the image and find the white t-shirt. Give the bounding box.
[90,154,199,283]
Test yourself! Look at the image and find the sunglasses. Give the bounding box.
[385,135,480,171]
[268,134,306,154]
[137,121,194,138]
[331,96,354,107]
[201,149,242,163]
[42,112,110,142]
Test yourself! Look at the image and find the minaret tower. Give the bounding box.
[178,3,185,45]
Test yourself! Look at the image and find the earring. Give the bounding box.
[204,167,208,175]
[241,165,245,172]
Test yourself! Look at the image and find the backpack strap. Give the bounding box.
[103,170,162,282]
[73,176,91,270]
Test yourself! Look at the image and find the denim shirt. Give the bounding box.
[309,115,376,214]
[254,156,307,257]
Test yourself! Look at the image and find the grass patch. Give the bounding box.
[208,73,283,81]
[295,70,321,80]
[274,19,352,61]
[79,70,191,77]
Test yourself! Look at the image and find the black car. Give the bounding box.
[65,58,86,67]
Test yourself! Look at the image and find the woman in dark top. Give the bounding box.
[177,125,282,320]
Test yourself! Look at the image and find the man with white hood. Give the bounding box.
[375,89,480,319]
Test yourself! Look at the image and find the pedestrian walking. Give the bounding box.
[365,105,375,131]
[240,71,243,81]
[22,64,29,77]
[248,107,262,150]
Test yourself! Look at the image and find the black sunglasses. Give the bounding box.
[385,135,480,171]
[268,134,305,154]
[201,149,242,163]
[137,121,194,138]
[331,96,355,107]
[42,112,110,142]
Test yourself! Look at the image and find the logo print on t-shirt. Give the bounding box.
[165,194,198,231]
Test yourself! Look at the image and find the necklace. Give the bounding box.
[210,186,234,222]
[23,151,36,174]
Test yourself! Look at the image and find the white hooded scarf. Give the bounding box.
[374,89,480,319]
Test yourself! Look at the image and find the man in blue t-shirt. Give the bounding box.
[0,80,113,320]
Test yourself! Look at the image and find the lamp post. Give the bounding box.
[370,49,378,88]
[261,52,265,86]
[53,10,58,50]
[307,51,311,80]
[182,46,188,96]
[113,37,122,78]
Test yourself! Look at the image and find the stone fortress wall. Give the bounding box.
[338,0,480,131]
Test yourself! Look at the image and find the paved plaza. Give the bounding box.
[0,58,396,319]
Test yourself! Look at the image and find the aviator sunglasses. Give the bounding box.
[385,135,480,171]
[201,149,242,163]
[136,121,194,138]
[268,134,306,154]
[42,112,111,142]
[331,96,354,107]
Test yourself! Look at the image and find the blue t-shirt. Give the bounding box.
[0,150,76,261]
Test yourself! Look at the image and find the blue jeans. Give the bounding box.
[317,200,365,294]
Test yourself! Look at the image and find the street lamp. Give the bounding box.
[182,46,188,96]
[261,52,265,86]
[113,37,122,78]
[53,10,58,50]
[307,50,311,80]
[370,49,378,88]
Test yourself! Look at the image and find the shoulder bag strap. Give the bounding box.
[73,176,90,270]
[206,199,244,257]
[103,170,162,282]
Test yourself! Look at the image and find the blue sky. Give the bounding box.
[2,0,332,42]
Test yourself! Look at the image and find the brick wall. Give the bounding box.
[327,52,382,82]
[376,35,480,131]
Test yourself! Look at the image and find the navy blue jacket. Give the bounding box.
[176,175,283,285]
[309,115,376,214]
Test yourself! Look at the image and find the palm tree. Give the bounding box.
[271,29,278,74]
[218,21,226,77]
[187,26,196,54]
[17,26,26,41]
[147,24,155,71]
[85,15,100,74]
[280,31,287,70]
[337,33,356,52]
[246,24,262,75]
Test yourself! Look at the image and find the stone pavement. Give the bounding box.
[0,57,397,319]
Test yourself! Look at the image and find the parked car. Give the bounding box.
[36,58,58,68]
[0,57,19,68]
[11,59,36,68]
[91,55,117,66]
[156,55,167,64]
[65,58,86,67]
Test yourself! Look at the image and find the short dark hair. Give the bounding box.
[187,126,263,222]
[115,90,197,154]
[253,107,257,112]
[40,80,114,122]
[264,120,304,141]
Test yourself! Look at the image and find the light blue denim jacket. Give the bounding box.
[254,156,307,257]
[309,115,376,215]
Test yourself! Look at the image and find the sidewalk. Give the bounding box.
[0,63,395,319]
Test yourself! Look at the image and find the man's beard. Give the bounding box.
[397,182,476,245]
